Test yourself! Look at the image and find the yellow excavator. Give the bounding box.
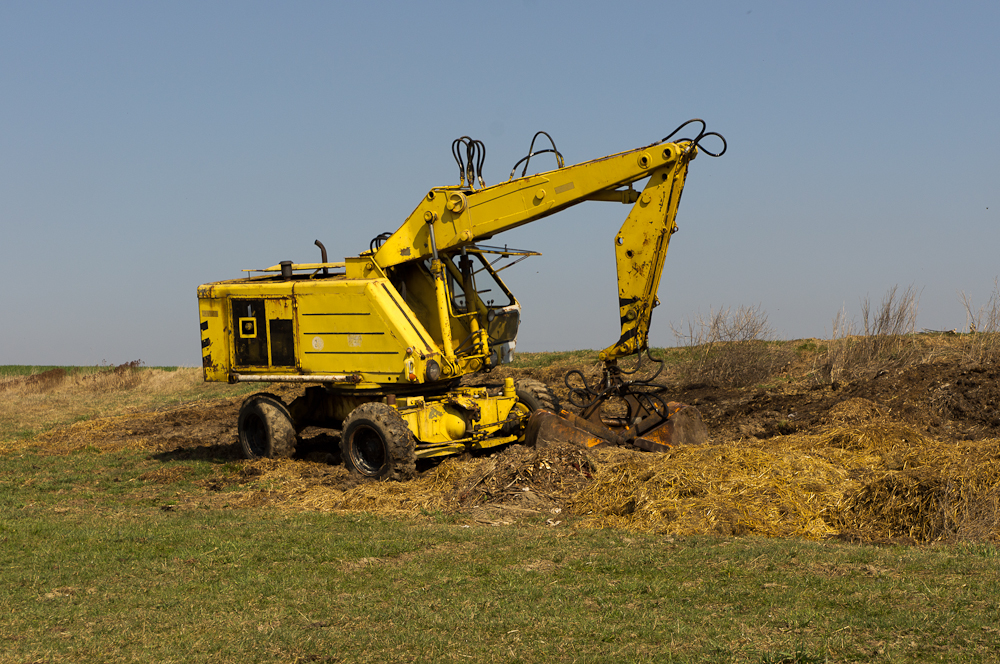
[197,119,726,479]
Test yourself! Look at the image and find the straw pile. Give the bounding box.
[572,419,1000,542]
[830,432,1000,542]
[572,444,849,539]
[219,411,1000,542]
[231,442,595,524]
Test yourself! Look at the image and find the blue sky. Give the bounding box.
[2,1,997,366]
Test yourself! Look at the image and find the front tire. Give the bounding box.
[238,393,297,459]
[508,379,561,444]
[341,402,416,481]
[515,379,560,413]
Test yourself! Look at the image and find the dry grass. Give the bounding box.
[568,417,1000,543]
[8,325,1000,545]
[227,442,595,527]
[0,365,250,448]
[821,284,921,381]
[960,279,1000,365]
[672,304,794,387]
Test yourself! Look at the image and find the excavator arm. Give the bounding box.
[372,120,725,363]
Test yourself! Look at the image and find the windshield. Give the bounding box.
[435,251,516,313]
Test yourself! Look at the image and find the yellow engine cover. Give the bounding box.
[197,272,447,389]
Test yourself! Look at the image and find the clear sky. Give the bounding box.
[2,1,997,367]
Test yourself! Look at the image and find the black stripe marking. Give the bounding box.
[305,351,399,356]
[303,331,385,336]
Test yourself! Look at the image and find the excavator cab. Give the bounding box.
[384,244,535,369]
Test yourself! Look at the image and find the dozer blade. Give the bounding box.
[523,410,610,450]
[557,409,623,445]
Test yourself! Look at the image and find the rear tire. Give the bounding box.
[238,393,297,459]
[341,402,416,481]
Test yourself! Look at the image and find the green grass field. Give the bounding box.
[3,361,1000,662]
[3,444,1000,663]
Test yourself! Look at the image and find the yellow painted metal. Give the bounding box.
[200,135,699,387]
[602,155,692,361]
[414,434,518,459]
[373,141,694,269]
[197,275,446,388]
[197,288,229,382]
[430,258,456,361]
[414,443,467,459]
[397,386,519,448]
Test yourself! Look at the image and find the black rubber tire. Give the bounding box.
[515,379,560,413]
[340,402,417,481]
[238,393,297,459]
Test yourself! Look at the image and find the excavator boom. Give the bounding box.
[373,120,724,361]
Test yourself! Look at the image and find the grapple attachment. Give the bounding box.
[524,353,708,452]
[524,403,707,452]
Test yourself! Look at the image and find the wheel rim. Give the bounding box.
[349,424,388,476]
[243,413,268,457]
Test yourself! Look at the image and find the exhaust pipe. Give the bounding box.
[315,239,329,276]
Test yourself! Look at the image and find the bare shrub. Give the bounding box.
[672,304,791,388]
[819,306,854,383]
[822,285,920,381]
[959,280,1000,366]
[862,283,919,343]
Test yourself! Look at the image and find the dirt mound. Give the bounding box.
[37,398,242,456]
[684,358,1000,443]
